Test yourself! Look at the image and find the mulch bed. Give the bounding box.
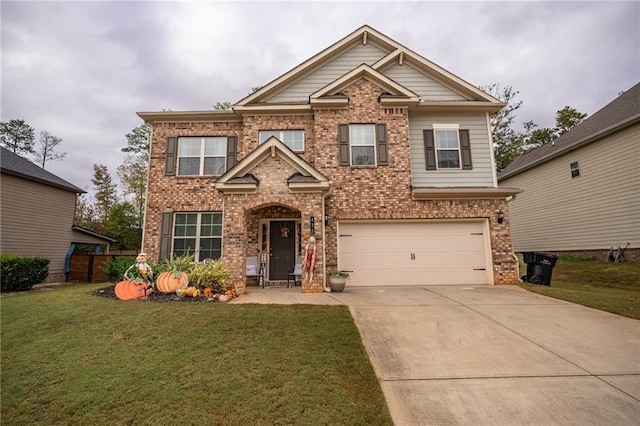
[94,285,225,303]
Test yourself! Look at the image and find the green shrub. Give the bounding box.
[188,260,230,292]
[0,254,49,291]
[151,253,195,276]
[101,256,136,283]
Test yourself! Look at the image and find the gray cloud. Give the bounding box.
[2,1,638,193]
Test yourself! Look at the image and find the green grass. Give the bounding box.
[1,284,392,425]
[520,258,640,319]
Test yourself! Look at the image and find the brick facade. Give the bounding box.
[142,77,520,290]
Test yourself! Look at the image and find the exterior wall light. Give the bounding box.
[497,210,504,224]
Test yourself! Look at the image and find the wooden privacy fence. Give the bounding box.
[67,254,131,283]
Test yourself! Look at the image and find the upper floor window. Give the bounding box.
[350,124,376,165]
[177,137,227,176]
[172,212,222,261]
[570,161,580,178]
[423,126,472,170]
[338,123,388,166]
[259,130,304,151]
[434,129,461,169]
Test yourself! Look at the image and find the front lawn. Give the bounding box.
[1,284,392,425]
[520,257,640,319]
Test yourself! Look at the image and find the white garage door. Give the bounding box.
[337,221,491,286]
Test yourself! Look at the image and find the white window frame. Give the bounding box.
[177,137,227,176]
[259,130,305,152]
[570,161,580,178]
[349,124,377,166]
[433,124,461,169]
[172,212,223,262]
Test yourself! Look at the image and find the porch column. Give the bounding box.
[222,195,246,287]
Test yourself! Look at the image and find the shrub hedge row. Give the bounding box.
[1,254,50,291]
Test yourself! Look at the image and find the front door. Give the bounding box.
[269,220,295,280]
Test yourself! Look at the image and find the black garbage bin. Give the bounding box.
[521,252,558,286]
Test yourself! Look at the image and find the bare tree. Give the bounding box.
[34,130,66,168]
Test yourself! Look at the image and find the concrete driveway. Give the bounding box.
[234,285,640,425]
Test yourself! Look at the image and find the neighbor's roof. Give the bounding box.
[0,146,85,193]
[498,81,640,180]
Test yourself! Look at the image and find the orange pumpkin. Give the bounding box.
[156,269,189,293]
[115,280,148,300]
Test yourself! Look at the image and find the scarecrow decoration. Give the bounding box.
[114,253,154,300]
[301,236,316,287]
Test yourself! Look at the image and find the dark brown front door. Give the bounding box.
[269,220,295,280]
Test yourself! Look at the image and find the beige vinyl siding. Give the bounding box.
[501,124,640,252]
[0,175,99,282]
[382,63,467,101]
[409,114,495,187]
[267,43,388,103]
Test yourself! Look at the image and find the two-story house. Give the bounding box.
[0,146,114,283]
[138,25,521,292]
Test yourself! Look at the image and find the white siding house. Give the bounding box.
[498,82,640,260]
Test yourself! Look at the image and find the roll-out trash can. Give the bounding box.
[521,252,558,286]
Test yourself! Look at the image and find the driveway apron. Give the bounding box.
[329,286,640,425]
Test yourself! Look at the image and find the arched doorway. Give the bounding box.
[246,204,302,284]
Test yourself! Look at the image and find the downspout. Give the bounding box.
[322,188,332,292]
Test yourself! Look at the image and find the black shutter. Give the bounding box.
[423,130,437,170]
[376,124,388,166]
[459,130,472,169]
[226,136,237,171]
[338,124,350,166]
[165,137,177,176]
[159,212,173,261]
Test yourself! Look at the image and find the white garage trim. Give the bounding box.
[337,220,494,286]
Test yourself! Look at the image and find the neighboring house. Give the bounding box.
[0,147,114,282]
[138,25,522,292]
[498,82,640,261]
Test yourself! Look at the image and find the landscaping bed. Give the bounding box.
[94,285,236,302]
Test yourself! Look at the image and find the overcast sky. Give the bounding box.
[2,1,638,194]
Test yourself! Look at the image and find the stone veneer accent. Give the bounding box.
[143,77,520,289]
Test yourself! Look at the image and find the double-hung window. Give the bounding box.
[423,126,472,170]
[570,161,580,178]
[349,124,376,166]
[259,130,304,151]
[434,129,461,169]
[177,137,227,176]
[172,212,222,261]
[338,123,388,166]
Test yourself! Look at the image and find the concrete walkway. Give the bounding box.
[233,285,640,425]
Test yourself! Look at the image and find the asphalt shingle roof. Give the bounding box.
[0,146,84,193]
[498,81,640,180]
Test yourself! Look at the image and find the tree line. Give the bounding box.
[482,83,587,172]
[0,119,150,251]
[0,119,67,168]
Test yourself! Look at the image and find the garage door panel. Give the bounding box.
[338,221,491,286]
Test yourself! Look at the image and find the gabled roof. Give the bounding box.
[309,64,420,107]
[499,81,640,180]
[72,226,116,243]
[235,25,501,109]
[0,146,84,193]
[214,137,330,194]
